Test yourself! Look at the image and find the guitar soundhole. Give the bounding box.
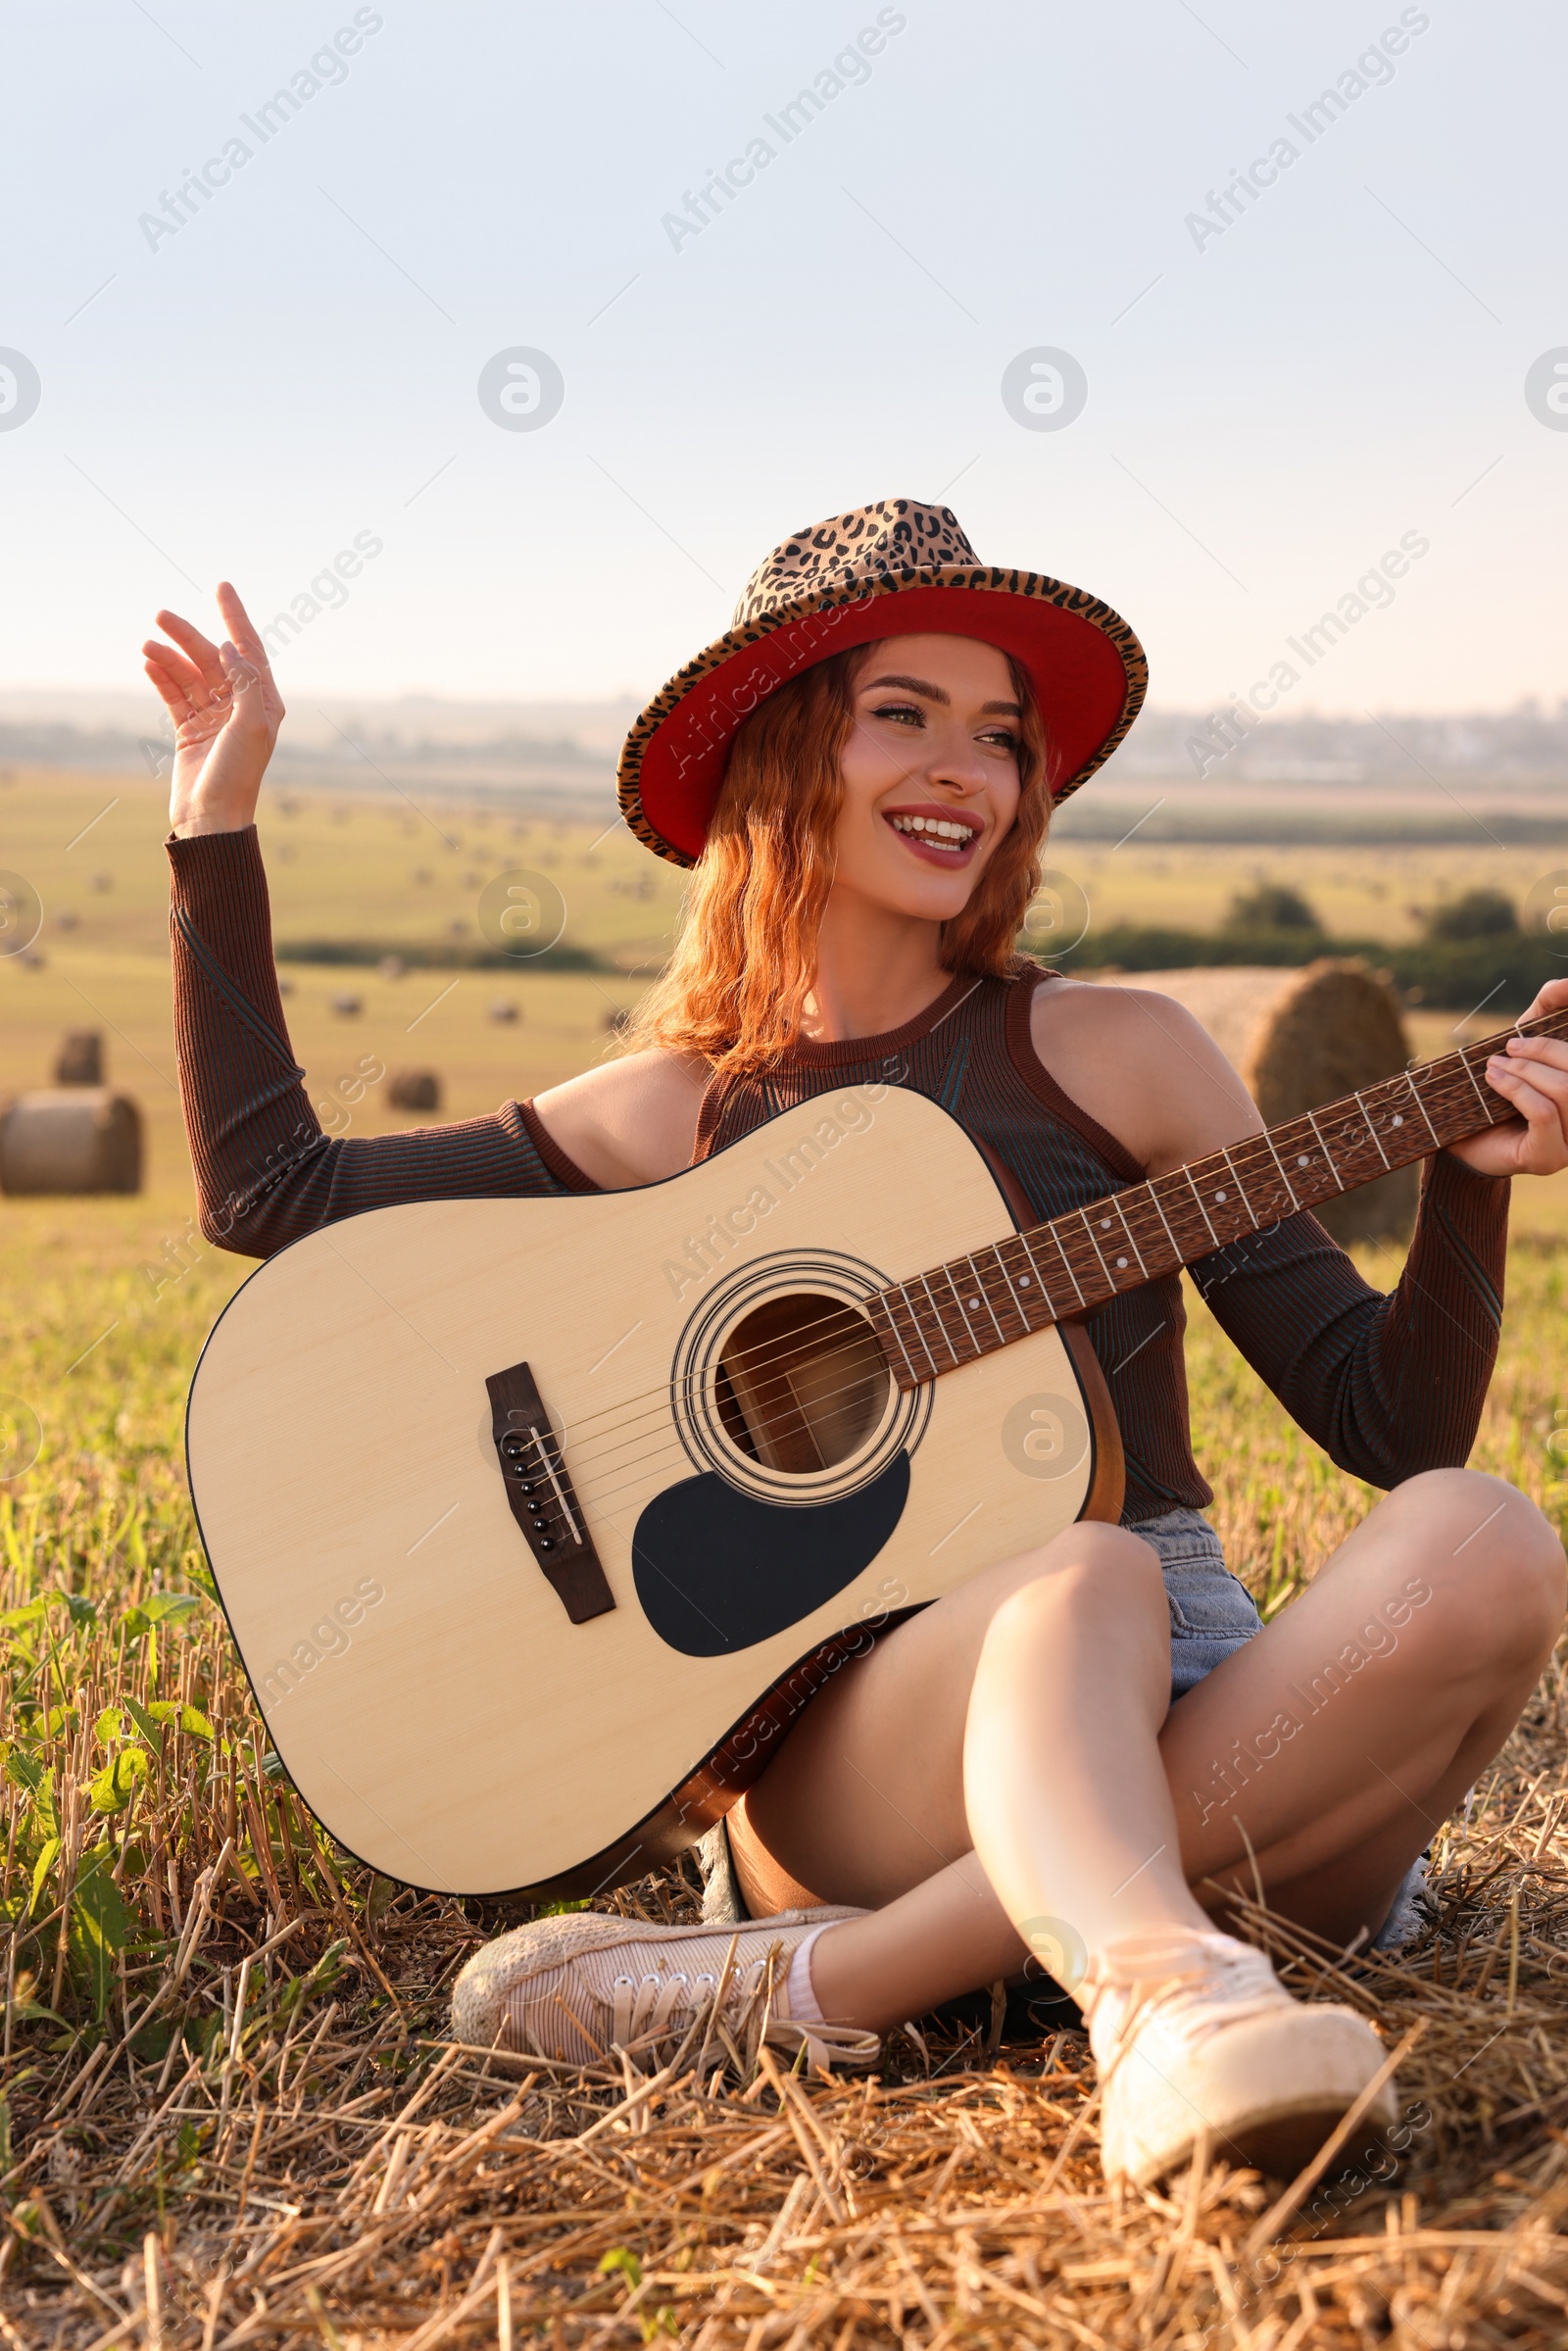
[715,1293,890,1476]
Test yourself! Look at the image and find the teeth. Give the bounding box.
[889,812,977,850]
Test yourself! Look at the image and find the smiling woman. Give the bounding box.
[145,494,1568,2197]
[623,634,1049,1072]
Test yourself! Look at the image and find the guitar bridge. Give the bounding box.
[485,1361,614,1625]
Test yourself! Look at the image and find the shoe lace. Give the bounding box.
[609,1955,879,2075]
[611,1967,721,2054]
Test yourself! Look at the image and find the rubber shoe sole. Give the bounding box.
[1102,2002,1397,2189]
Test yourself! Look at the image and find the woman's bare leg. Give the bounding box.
[1158,1468,1564,1931]
[730,1469,1565,2033]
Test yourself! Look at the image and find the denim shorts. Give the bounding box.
[1130,1506,1266,1701]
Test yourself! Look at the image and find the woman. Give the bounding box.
[150,499,1568,2189]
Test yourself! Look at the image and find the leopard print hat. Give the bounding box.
[616,497,1148,866]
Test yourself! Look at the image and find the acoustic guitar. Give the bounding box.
[185,1000,1565,1900]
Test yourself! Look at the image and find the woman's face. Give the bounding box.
[830,633,1024,923]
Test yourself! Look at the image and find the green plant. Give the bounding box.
[1424,887,1519,941]
[1223,883,1323,933]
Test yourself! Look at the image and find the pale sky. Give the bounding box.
[2,0,1564,715]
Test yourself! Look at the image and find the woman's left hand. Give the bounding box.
[1446,976,1568,1178]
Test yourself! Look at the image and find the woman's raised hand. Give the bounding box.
[144,583,285,838]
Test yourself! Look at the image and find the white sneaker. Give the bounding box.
[1082,1929,1397,2188]
[452,1905,880,2074]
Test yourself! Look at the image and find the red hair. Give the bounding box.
[628,640,1054,1072]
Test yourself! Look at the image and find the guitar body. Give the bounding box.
[187,1084,1121,1898]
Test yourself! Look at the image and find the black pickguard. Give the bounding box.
[631,1454,910,1657]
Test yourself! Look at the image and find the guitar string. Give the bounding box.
[549,1041,1499,1473]
[559,1055,1475,1516]
[548,1024,1545,1510]
[540,1203,1165,1476]
[480,1032,1531,1514]
[490,1117,1525,1530]
[550,1128,1504,1523]
[520,1043,1516,1493]
[534,1063,1504,1520]
[515,1119,1412,1482]
[535,1141,1293,1464]
[569,1383,896,1521]
[564,1146,1324,1509]
[555,1029,1523,1447]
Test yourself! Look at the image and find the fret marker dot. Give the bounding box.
[1297,1153,1310,1166]
[1099,1217,1112,1230]
[1116,1255,1128,1268]
[967,1298,980,1310]
[1392,1113,1403,1127]
[1019,1274,1031,1287]
[1213,1189,1227,1202]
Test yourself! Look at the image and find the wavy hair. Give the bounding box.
[626,640,1054,1072]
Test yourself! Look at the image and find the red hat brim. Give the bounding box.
[617,566,1147,866]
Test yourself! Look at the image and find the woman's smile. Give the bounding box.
[881,803,984,863]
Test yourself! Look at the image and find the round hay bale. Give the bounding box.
[1108,958,1418,1245]
[53,1030,104,1085]
[0,1090,142,1196]
[388,1069,441,1112]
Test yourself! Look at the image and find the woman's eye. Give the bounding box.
[979,728,1018,754]
[868,700,923,726]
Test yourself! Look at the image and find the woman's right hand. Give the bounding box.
[145,582,285,837]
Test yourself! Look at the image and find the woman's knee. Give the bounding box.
[1386,1468,1566,1659]
[983,1521,1166,1648]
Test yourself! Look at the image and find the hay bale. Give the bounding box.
[1108,958,1418,1245]
[0,1090,142,1195]
[388,1070,441,1112]
[53,1030,104,1086]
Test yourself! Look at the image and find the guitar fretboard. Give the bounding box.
[864,1001,1567,1392]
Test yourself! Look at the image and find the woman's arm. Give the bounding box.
[150,589,590,1255]
[1193,964,1568,1486]
[169,826,589,1256]
[1189,1155,1509,1487]
[150,586,710,1249]
[1032,973,1568,1489]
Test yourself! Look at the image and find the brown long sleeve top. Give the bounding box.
[170,827,1511,1524]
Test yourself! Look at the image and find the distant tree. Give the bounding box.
[1424,889,1519,941]
[1223,883,1323,933]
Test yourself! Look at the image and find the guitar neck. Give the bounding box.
[867,1000,1568,1391]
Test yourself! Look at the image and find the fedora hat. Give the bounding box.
[617,497,1148,867]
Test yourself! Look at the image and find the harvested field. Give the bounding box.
[2,1184,1566,2346]
[4,774,1568,2342]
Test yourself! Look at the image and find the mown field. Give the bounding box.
[3,770,1568,2344]
[4,767,1562,965]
